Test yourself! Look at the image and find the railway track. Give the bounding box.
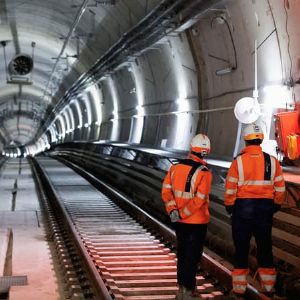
[50,145,300,265]
[48,142,300,299]
[31,156,272,299]
[32,157,226,299]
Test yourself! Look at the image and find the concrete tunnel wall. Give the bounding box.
[30,0,298,161]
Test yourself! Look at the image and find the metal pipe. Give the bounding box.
[66,0,222,96]
[79,0,190,84]
[42,0,90,101]
[253,40,258,99]
[109,106,235,121]
[39,0,224,137]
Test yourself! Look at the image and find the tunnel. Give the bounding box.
[0,1,299,299]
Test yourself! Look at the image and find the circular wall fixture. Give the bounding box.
[234,97,261,124]
[8,54,33,75]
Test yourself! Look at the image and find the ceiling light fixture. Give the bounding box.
[215,66,235,76]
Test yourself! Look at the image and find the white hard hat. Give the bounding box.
[190,134,211,155]
[243,123,264,141]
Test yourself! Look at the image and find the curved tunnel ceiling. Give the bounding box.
[0,0,299,158]
[0,0,166,148]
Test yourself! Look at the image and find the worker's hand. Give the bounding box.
[169,210,180,223]
[225,205,234,216]
[273,204,281,214]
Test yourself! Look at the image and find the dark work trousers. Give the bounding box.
[173,222,207,290]
[232,199,274,269]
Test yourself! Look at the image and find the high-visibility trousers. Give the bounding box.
[232,268,248,294]
[232,208,274,269]
[258,267,276,292]
[174,222,207,290]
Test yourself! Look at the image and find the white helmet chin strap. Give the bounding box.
[201,150,208,156]
[191,150,207,158]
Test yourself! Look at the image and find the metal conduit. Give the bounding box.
[39,0,224,136]
[63,0,193,95]
[117,0,213,54]
[76,0,204,88]
[78,0,223,88]
[42,0,90,102]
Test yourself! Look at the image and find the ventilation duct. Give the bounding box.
[8,54,33,75]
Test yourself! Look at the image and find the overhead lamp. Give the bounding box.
[215,66,235,76]
[211,14,237,77]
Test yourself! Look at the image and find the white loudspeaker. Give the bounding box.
[234,97,260,124]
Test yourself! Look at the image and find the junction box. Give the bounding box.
[274,103,300,161]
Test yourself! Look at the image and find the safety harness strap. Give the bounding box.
[263,152,271,180]
[179,159,207,192]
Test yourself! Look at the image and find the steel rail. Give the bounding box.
[56,154,272,300]
[31,157,113,300]
[33,156,225,298]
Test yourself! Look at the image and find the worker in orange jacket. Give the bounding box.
[162,134,212,300]
[224,123,286,296]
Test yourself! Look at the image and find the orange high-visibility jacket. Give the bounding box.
[162,156,212,224]
[224,145,286,206]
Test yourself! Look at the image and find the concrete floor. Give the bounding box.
[0,159,61,300]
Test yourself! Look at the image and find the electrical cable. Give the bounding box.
[283,0,293,85]
[267,0,284,81]
[1,42,9,82]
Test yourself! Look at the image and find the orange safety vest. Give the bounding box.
[161,155,212,224]
[224,145,286,206]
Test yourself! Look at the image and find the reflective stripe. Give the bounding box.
[233,283,247,294]
[171,170,175,182]
[236,153,277,184]
[163,183,172,189]
[174,190,194,199]
[190,167,202,193]
[259,274,276,292]
[274,186,285,192]
[173,189,208,200]
[270,156,276,180]
[228,176,238,183]
[232,273,247,294]
[263,284,274,292]
[225,189,237,195]
[196,192,206,199]
[232,275,247,281]
[165,200,176,207]
[274,175,283,182]
[237,156,244,181]
[238,180,273,186]
[260,274,276,281]
[182,206,191,216]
